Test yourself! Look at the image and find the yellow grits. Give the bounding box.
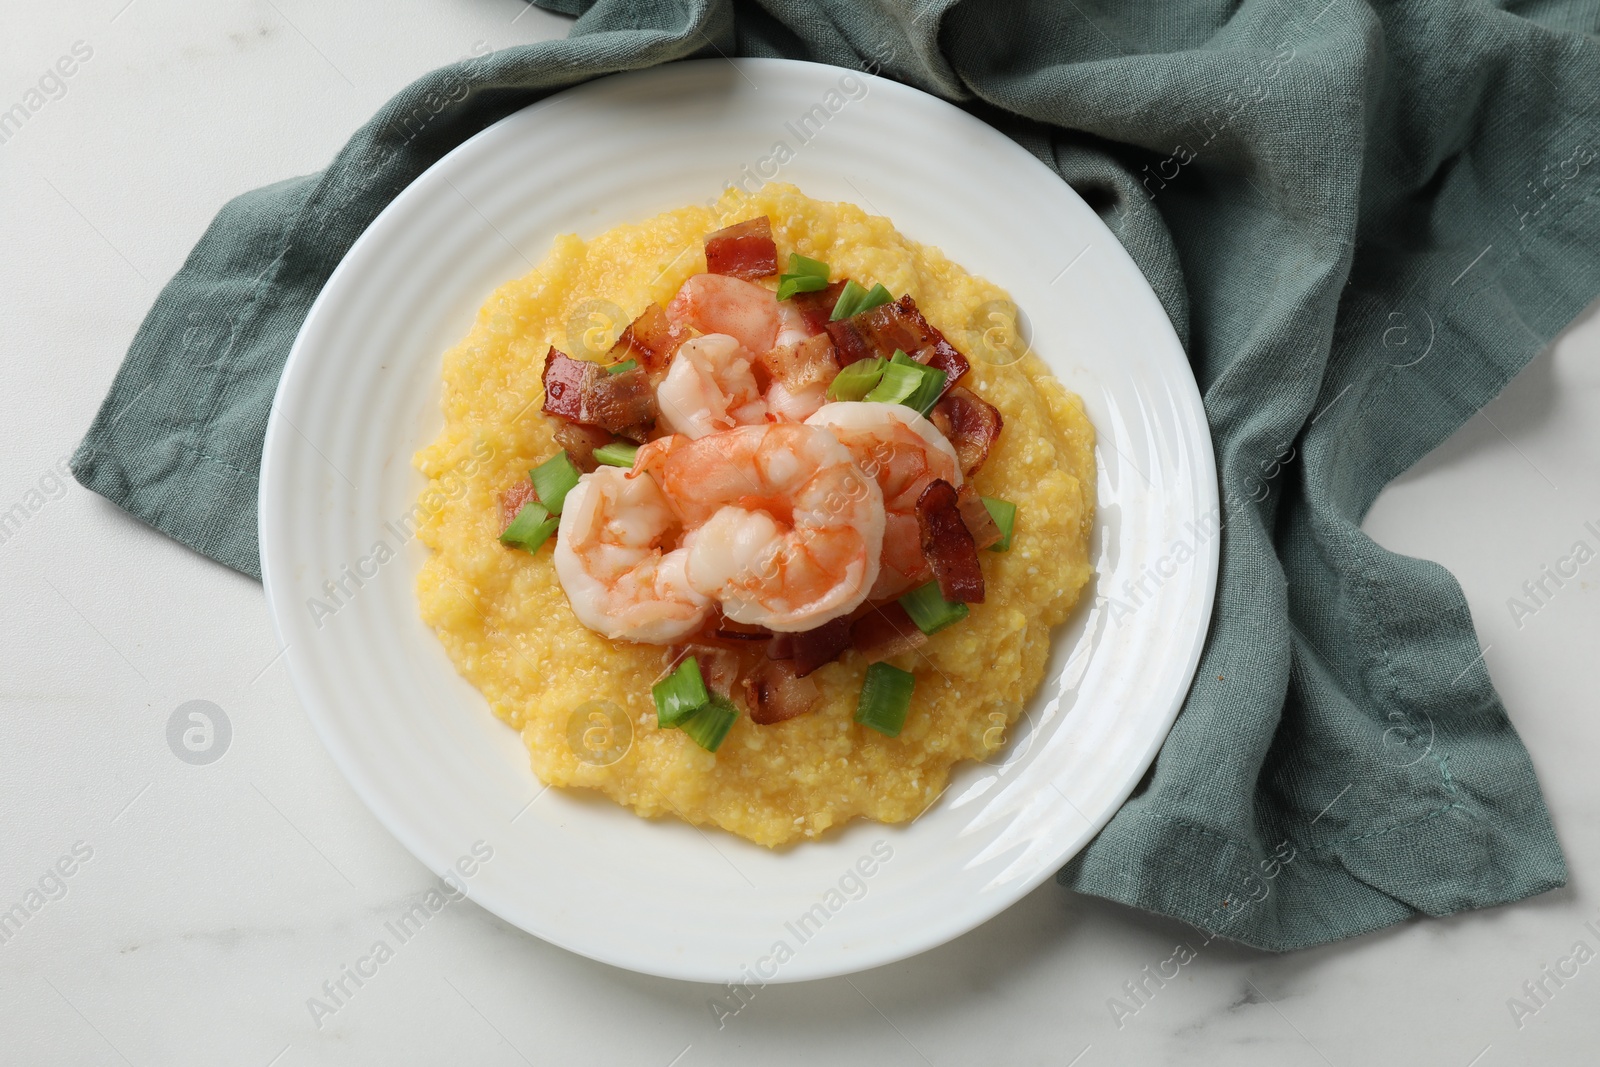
[414,183,1095,847]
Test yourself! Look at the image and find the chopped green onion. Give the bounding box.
[826,356,887,401]
[787,253,829,279]
[898,580,969,635]
[592,442,639,468]
[854,662,915,737]
[982,497,1017,551]
[776,274,830,301]
[606,358,639,375]
[499,502,559,552]
[870,350,946,414]
[830,280,893,321]
[653,656,711,728]
[530,451,582,515]
[903,363,947,415]
[864,361,924,405]
[776,253,831,301]
[679,695,738,752]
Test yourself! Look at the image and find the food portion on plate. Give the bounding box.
[414,183,1095,846]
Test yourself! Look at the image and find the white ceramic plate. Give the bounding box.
[260,58,1216,983]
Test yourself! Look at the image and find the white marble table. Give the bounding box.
[3,3,1596,1064]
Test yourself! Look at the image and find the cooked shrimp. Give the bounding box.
[553,466,712,643]
[666,273,782,355]
[655,333,768,439]
[664,274,834,428]
[636,424,885,631]
[774,299,811,349]
[806,402,962,600]
[760,333,838,423]
[765,378,827,423]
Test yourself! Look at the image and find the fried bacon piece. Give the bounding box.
[541,347,659,440]
[704,217,779,280]
[789,281,847,335]
[661,644,743,701]
[956,482,1004,551]
[744,658,821,725]
[696,645,744,700]
[585,366,656,441]
[823,315,873,366]
[849,602,929,663]
[825,295,970,391]
[541,346,594,422]
[553,422,615,473]
[498,479,538,532]
[607,303,690,375]
[714,618,772,642]
[764,613,853,677]
[757,332,838,394]
[930,387,1004,476]
[916,478,984,603]
[790,615,852,677]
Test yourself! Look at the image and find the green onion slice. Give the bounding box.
[864,361,924,406]
[499,502,559,553]
[826,356,887,401]
[898,580,970,635]
[871,350,946,414]
[903,363,947,415]
[776,253,830,302]
[652,656,711,728]
[982,497,1017,552]
[786,253,829,279]
[606,358,639,375]
[679,695,738,752]
[854,662,915,737]
[592,442,639,468]
[530,451,582,515]
[830,280,893,321]
[776,274,830,301]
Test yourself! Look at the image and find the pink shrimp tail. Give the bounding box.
[630,434,687,481]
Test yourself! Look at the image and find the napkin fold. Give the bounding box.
[75,0,1598,949]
